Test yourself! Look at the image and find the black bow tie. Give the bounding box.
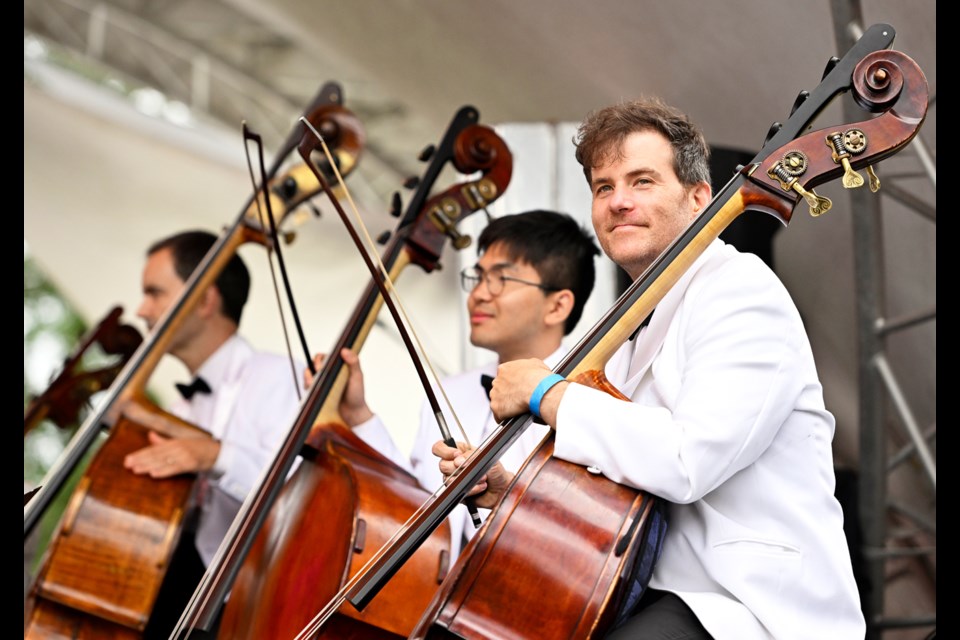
[176,376,212,400]
[480,374,494,400]
[628,310,655,342]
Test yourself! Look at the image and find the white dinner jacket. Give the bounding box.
[555,240,864,639]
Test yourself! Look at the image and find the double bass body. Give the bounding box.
[410,392,660,640]
[221,425,452,639]
[26,414,205,638]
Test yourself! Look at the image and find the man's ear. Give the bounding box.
[197,285,223,319]
[688,181,712,219]
[544,289,575,329]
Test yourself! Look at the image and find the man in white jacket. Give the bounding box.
[439,99,866,639]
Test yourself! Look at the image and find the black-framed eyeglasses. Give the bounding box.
[459,266,558,296]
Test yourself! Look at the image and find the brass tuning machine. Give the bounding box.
[825,129,879,191]
[428,198,471,250]
[766,150,833,217]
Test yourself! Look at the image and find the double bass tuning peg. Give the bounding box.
[825,129,880,192]
[764,122,782,146]
[279,176,299,199]
[821,56,840,80]
[404,176,421,190]
[390,192,403,218]
[418,144,436,162]
[790,91,810,116]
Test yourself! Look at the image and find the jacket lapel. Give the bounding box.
[619,241,720,393]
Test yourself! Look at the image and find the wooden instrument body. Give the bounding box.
[411,375,656,640]
[197,108,512,640]
[26,412,207,637]
[220,424,451,639]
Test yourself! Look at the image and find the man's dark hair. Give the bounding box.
[148,230,250,325]
[574,97,711,187]
[477,210,600,335]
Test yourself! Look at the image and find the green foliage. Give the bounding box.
[24,250,87,484]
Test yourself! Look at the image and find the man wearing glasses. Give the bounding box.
[329,209,599,559]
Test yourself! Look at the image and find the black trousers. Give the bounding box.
[607,589,713,639]
[143,533,221,640]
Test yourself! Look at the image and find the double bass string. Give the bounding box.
[301,115,486,530]
[172,122,322,639]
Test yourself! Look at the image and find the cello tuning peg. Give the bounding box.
[821,56,840,80]
[308,202,323,218]
[403,176,421,190]
[390,192,403,217]
[418,144,436,162]
[280,176,299,199]
[764,122,782,145]
[376,230,392,245]
[790,91,810,116]
[283,231,297,245]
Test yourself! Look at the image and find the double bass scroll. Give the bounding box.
[24,305,142,438]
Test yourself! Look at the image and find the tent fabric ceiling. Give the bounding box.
[24,0,936,632]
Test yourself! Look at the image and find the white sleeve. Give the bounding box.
[213,357,304,501]
[352,414,415,475]
[554,258,810,503]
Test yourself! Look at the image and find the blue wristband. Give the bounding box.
[529,373,566,419]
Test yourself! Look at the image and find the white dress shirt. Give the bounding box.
[168,334,303,566]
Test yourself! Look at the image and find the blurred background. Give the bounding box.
[24,1,935,636]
